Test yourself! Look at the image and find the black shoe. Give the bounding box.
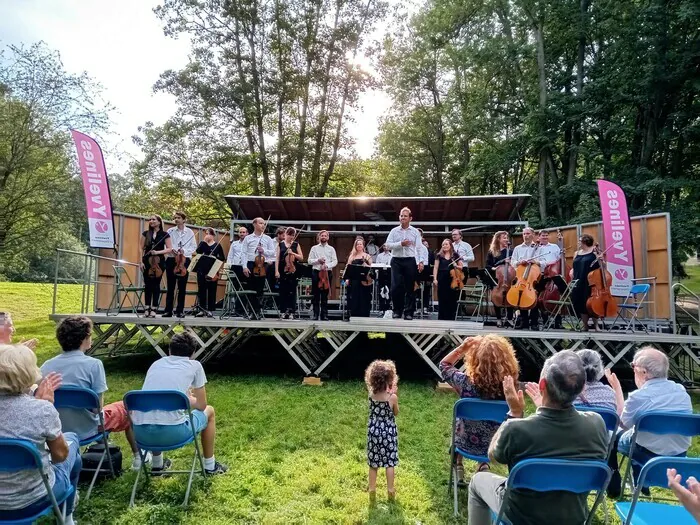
[404,314,413,321]
[205,461,228,475]
[151,458,172,475]
[312,314,320,321]
[641,486,651,497]
[176,312,185,318]
[392,313,401,319]
[162,312,173,318]
[321,315,329,321]
[530,325,540,331]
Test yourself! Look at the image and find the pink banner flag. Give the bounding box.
[71,130,116,249]
[597,180,634,296]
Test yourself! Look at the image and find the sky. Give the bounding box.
[0,0,391,173]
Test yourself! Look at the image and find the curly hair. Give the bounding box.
[364,359,398,395]
[465,335,519,399]
[56,316,93,352]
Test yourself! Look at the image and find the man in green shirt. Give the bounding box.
[468,350,608,525]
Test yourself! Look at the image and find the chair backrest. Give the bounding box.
[123,390,190,413]
[53,386,101,411]
[629,283,650,296]
[636,456,700,490]
[575,405,620,433]
[0,439,42,473]
[453,398,509,423]
[636,411,700,437]
[506,458,611,493]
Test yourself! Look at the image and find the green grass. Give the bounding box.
[2,282,699,524]
[679,264,700,295]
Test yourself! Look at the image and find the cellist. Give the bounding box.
[308,230,338,320]
[571,234,601,331]
[242,217,276,316]
[274,227,304,319]
[534,230,563,329]
[510,227,541,330]
[486,231,513,328]
[139,214,172,318]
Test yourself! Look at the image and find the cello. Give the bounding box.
[492,241,514,309]
[538,230,571,313]
[506,242,541,310]
[586,244,618,318]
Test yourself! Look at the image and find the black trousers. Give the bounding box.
[196,272,218,311]
[279,275,298,313]
[143,274,163,309]
[246,262,266,313]
[165,257,190,314]
[391,257,417,316]
[312,270,332,317]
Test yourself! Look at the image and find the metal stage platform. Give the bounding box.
[48,313,700,385]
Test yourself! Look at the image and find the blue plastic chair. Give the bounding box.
[575,405,620,452]
[0,438,74,525]
[448,398,509,516]
[53,386,115,500]
[493,458,612,525]
[612,283,650,333]
[123,390,206,507]
[615,456,700,525]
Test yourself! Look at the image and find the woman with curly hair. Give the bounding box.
[440,335,520,483]
[364,359,399,504]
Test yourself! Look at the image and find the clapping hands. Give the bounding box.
[525,382,543,407]
[667,468,700,521]
[35,372,62,404]
[502,376,525,418]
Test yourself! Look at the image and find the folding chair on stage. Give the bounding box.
[448,398,509,516]
[611,283,650,333]
[456,282,487,321]
[123,390,207,507]
[297,277,313,318]
[261,279,280,318]
[493,458,612,525]
[543,278,580,331]
[53,386,115,501]
[616,456,700,525]
[107,265,145,316]
[220,267,257,320]
[0,439,74,525]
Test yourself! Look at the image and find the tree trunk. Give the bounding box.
[538,150,548,222]
[273,0,285,196]
[568,0,589,185]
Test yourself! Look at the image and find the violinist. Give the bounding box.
[139,214,172,318]
[571,234,601,331]
[510,227,541,330]
[486,231,514,328]
[275,227,304,320]
[385,207,423,321]
[345,236,373,318]
[164,211,197,318]
[226,226,248,267]
[242,217,276,316]
[308,230,338,320]
[432,239,462,320]
[451,230,475,265]
[376,244,392,265]
[195,227,226,317]
[268,227,286,292]
[535,230,563,329]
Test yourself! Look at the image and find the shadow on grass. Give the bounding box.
[367,500,406,524]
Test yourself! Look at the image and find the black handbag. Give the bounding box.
[79,442,123,481]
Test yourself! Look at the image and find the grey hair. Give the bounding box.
[576,349,605,383]
[633,346,668,379]
[540,350,586,406]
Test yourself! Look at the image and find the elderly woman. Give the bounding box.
[0,344,80,525]
[440,334,520,483]
[573,349,623,415]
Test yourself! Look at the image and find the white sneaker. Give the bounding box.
[383,310,393,319]
[132,451,152,471]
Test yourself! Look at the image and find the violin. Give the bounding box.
[361,256,374,287]
[283,228,302,275]
[586,244,618,318]
[492,242,514,308]
[174,249,187,277]
[506,242,541,309]
[449,259,465,290]
[538,229,571,313]
[318,268,330,290]
[147,252,163,279]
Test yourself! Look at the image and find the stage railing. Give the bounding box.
[673,282,699,335]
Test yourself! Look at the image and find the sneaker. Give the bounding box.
[206,311,214,318]
[162,312,173,318]
[392,312,401,319]
[404,314,413,321]
[132,451,152,471]
[383,310,393,319]
[205,461,228,475]
[288,313,295,320]
[151,458,172,475]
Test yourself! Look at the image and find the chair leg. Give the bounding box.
[183,450,198,507]
[86,449,106,500]
[129,451,149,508]
[453,465,459,516]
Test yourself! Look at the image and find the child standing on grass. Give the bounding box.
[365,359,399,504]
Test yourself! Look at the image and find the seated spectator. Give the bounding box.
[573,349,624,415]
[440,335,520,483]
[0,311,38,350]
[667,468,700,523]
[130,331,228,475]
[607,346,692,497]
[469,350,608,525]
[0,344,80,525]
[40,316,147,471]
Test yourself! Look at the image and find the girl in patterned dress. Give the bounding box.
[364,359,399,504]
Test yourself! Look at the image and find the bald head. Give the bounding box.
[633,347,668,379]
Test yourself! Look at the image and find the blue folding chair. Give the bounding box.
[448,398,509,516]
[53,386,114,500]
[123,390,206,507]
[612,283,650,333]
[615,456,700,525]
[575,405,620,452]
[0,438,74,525]
[493,458,612,525]
[620,411,700,498]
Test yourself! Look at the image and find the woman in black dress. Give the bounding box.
[572,233,600,331]
[195,227,226,317]
[139,214,172,318]
[345,236,373,318]
[275,227,304,319]
[432,239,462,320]
[486,231,514,327]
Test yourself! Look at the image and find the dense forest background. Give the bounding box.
[0,0,697,281]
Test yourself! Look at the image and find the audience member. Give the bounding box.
[607,346,692,496]
[0,344,80,525]
[0,312,38,350]
[440,335,520,483]
[129,332,228,475]
[469,350,608,525]
[573,349,623,414]
[40,316,147,471]
[667,468,700,523]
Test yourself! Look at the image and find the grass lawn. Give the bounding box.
[1,281,698,524]
[679,263,700,295]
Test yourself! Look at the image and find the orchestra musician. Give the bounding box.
[164,211,197,318]
[345,236,373,318]
[366,234,379,263]
[242,217,276,316]
[510,227,541,330]
[433,239,462,320]
[226,226,248,267]
[139,214,172,318]
[376,244,392,265]
[268,227,286,292]
[486,231,514,328]
[275,227,304,320]
[535,229,564,329]
[375,244,392,314]
[385,207,423,320]
[194,227,225,317]
[415,229,432,314]
[308,230,338,320]
[571,234,601,331]
[451,229,475,266]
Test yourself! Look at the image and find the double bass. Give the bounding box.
[506,242,541,310]
[538,230,571,313]
[492,242,514,308]
[586,244,618,318]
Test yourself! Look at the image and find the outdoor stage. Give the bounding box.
[48,313,700,386]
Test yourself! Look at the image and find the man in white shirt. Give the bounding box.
[366,235,379,263]
[509,227,540,330]
[241,217,276,315]
[375,245,392,265]
[385,207,424,320]
[226,226,248,267]
[452,230,475,265]
[164,211,197,318]
[535,229,564,329]
[308,230,338,320]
